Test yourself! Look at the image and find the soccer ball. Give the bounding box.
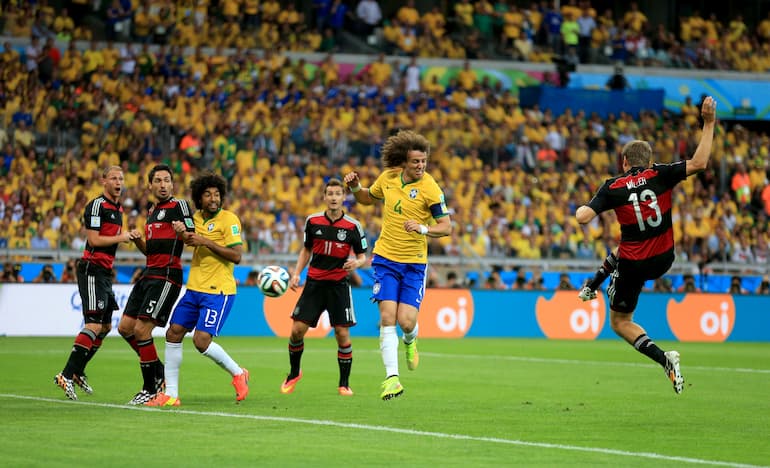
[258,265,290,298]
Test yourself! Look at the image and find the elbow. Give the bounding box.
[691,160,708,173]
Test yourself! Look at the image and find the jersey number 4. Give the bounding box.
[628,189,662,231]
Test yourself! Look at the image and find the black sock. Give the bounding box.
[63,328,97,378]
[154,360,165,392]
[588,252,618,291]
[137,338,161,392]
[633,334,667,367]
[288,339,304,379]
[84,331,109,367]
[338,344,352,388]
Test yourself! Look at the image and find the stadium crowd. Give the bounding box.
[3,1,770,69]
[1,1,770,290]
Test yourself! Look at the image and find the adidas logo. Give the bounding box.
[315,230,322,235]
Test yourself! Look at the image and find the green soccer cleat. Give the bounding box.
[380,376,404,401]
[405,339,419,371]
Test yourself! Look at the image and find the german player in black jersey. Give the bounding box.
[575,96,717,394]
[118,164,195,405]
[280,178,368,396]
[54,166,141,400]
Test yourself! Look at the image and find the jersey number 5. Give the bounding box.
[628,189,662,231]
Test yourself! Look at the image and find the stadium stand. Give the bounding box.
[1,1,769,293]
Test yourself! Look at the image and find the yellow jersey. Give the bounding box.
[186,209,242,295]
[369,169,448,264]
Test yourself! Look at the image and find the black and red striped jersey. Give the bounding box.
[81,196,123,270]
[587,160,686,261]
[144,197,195,284]
[303,211,367,281]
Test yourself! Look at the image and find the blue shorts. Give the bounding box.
[169,290,235,337]
[370,254,427,309]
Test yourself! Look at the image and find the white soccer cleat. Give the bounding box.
[664,351,684,394]
[578,286,597,301]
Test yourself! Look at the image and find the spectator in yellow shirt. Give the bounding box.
[457,60,477,90]
[397,0,420,28]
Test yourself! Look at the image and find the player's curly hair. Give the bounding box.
[622,140,653,168]
[381,130,431,168]
[190,172,227,210]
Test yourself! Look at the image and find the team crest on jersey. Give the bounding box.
[97,300,105,309]
[207,223,215,232]
[409,188,418,199]
[156,210,165,220]
[337,229,347,241]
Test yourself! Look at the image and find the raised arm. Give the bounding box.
[685,96,717,177]
[343,171,375,205]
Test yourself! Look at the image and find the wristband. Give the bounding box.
[419,225,429,235]
[350,183,362,193]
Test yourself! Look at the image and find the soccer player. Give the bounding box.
[280,179,368,396]
[575,96,717,394]
[118,164,195,405]
[343,130,452,400]
[54,166,141,400]
[145,172,248,407]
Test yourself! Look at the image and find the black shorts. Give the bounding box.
[76,261,118,325]
[124,277,182,327]
[291,278,356,328]
[608,250,674,313]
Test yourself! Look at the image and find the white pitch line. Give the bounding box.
[419,352,770,375]
[1,348,769,375]
[0,393,766,468]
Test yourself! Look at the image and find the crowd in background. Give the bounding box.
[1,1,770,290]
[4,1,770,69]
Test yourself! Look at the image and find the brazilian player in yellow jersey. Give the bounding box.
[145,173,249,407]
[344,130,452,400]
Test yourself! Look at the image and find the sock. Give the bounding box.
[164,341,183,398]
[337,343,352,388]
[138,338,161,392]
[588,252,618,291]
[122,333,141,356]
[154,360,165,391]
[380,325,399,377]
[633,334,667,367]
[403,323,419,345]
[288,339,304,379]
[202,341,242,376]
[63,328,97,378]
[84,331,108,366]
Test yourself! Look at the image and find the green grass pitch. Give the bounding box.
[1,337,768,467]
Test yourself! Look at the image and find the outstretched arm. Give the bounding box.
[685,96,717,176]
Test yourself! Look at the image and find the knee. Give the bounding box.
[116,322,132,337]
[334,327,350,344]
[610,313,629,333]
[165,325,186,343]
[192,334,211,353]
